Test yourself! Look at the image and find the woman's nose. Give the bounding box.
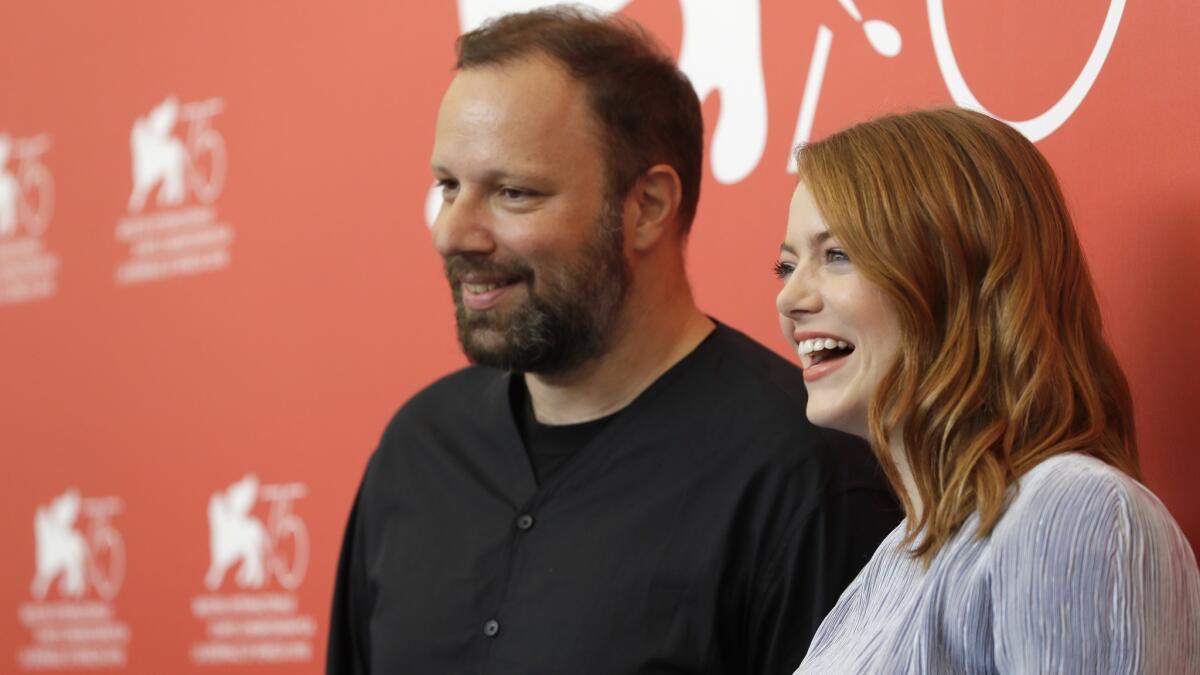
[776,269,822,319]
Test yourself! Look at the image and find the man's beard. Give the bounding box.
[444,201,631,374]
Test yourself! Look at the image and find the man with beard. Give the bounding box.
[327,7,899,675]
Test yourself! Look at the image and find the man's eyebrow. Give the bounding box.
[428,165,544,184]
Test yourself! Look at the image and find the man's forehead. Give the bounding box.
[444,58,588,125]
[456,52,573,89]
[432,57,602,171]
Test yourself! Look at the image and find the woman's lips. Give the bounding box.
[793,335,856,379]
[801,350,850,382]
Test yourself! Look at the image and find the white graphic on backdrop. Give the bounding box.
[838,0,901,56]
[677,0,765,184]
[115,95,233,286]
[429,0,907,225]
[429,0,1122,219]
[17,490,130,671]
[205,474,268,590]
[128,97,188,212]
[455,0,767,185]
[928,0,1126,142]
[204,474,310,591]
[788,0,900,172]
[0,135,19,235]
[127,96,226,212]
[0,133,53,238]
[29,490,125,602]
[0,132,60,305]
[30,491,88,600]
[191,474,315,666]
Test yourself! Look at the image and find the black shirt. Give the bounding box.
[327,323,901,674]
[511,377,616,484]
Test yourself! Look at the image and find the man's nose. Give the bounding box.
[431,191,495,258]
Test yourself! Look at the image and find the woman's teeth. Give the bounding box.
[797,337,852,356]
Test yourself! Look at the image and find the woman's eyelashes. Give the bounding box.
[774,247,849,280]
[773,260,794,280]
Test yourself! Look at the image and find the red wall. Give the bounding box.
[2,1,1196,672]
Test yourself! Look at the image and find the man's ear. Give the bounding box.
[626,164,683,251]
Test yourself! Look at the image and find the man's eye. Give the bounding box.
[772,260,794,279]
[498,187,530,200]
[825,248,850,264]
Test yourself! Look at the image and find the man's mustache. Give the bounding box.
[443,255,534,286]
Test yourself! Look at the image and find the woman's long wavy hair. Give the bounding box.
[796,108,1140,563]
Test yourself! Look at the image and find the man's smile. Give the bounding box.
[460,277,524,310]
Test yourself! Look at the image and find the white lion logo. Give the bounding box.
[204,473,268,590]
[0,134,19,236]
[30,489,88,600]
[127,96,188,213]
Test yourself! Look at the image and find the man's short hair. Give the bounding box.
[455,5,704,232]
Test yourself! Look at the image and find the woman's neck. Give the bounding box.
[890,436,924,521]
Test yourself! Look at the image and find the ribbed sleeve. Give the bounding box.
[796,454,1200,674]
[990,457,1200,673]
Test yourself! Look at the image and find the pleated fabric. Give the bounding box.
[796,453,1200,674]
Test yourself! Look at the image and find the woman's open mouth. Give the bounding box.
[796,337,855,381]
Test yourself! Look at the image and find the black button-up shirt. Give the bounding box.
[327,324,900,674]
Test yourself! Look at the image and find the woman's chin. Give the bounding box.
[804,402,870,440]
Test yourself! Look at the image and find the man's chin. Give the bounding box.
[459,328,506,353]
[457,326,520,368]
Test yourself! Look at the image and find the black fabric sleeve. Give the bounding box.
[744,487,901,675]
[326,483,371,675]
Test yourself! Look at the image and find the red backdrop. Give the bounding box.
[2,1,1196,672]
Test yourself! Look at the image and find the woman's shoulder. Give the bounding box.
[1006,453,1155,518]
[985,458,1200,672]
[990,453,1192,566]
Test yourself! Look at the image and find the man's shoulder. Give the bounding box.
[683,325,899,560]
[381,365,507,438]
[703,322,808,397]
[407,365,504,407]
[361,365,512,483]
[687,323,819,440]
[671,322,880,485]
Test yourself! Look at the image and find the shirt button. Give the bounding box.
[483,619,500,637]
[516,514,535,531]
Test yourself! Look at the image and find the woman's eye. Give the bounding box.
[772,260,794,279]
[436,178,458,195]
[825,248,850,264]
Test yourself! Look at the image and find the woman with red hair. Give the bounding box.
[776,107,1199,672]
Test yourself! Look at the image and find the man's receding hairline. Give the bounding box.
[456,44,563,71]
[451,7,702,231]
[450,48,623,197]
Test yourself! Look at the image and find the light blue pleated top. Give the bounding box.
[796,453,1200,674]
